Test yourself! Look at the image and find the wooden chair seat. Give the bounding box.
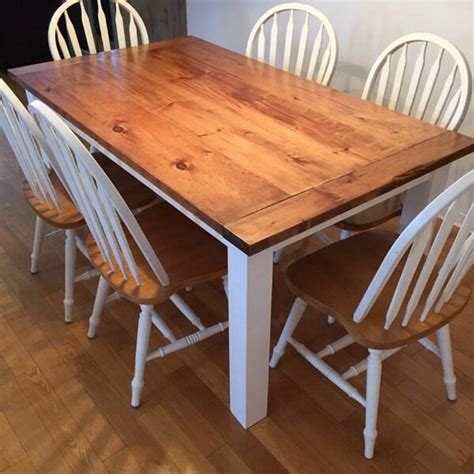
[336,197,402,231]
[86,202,228,304]
[23,153,155,229]
[286,230,471,349]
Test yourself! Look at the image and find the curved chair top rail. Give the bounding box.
[246,2,338,86]
[362,32,472,131]
[48,0,149,60]
[354,170,474,330]
[0,80,60,211]
[29,100,170,288]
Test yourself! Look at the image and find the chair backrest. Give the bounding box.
[48,0,149,60]
[246,3,337,86]
[29,100,170,288]
[362,33,471,131]
[354,170,474,330]
[0,80,60,211]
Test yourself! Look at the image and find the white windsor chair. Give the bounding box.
[48,0,149,60]
[1,79,155,322]
[337,32,472,237]
[271,170,473,459]
[30,99,229,408]
[246,3,338,86]
[0,79,83,322]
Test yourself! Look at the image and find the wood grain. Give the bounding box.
[0,124,473,471]
[285,230,471,349]
[9,36,474,255]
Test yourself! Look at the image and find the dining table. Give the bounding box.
[10,35,474,429]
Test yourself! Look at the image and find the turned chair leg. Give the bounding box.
[64,229,77,323]
[364,349,383,459]
[87,276,110,338]
[339,229,351,240]
[273,248,284,264]
[131,305,153,408]
[436,325,457,401]
[30,216,46,274]
[270,297,307,368]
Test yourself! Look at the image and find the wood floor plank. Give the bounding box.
[0,412,28,471]
[0,124,472,472]
[0,376,71,472]
[1,456,36,474]
[208,444,253,474]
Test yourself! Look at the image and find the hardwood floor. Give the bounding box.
[0,123,473,472]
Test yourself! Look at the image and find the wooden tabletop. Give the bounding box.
[10,36,473,255]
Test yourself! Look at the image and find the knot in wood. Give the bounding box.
[113,125,124,133]
[176,160,188,170]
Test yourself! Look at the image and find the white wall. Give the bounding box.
[188,0,473,213]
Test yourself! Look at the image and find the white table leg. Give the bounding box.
[400,168,449,231]
[228,245,273,428]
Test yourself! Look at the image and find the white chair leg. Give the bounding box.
[30,216,46,274]
[339,229,351,240]
[64,229,77,323]
[273,249,284,264]
[270,297,307,368]
[170,294,205,330]
[222,275,228,299]
[131,305,153,408]
[436,325,457,401]
[87,276,110,339]
[364,349,383,459]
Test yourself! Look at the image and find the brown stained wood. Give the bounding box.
[285,230,471,349]
[22,153,156,230]
[0,412,27,471]
[86,202,227,305]
[228,132,474,252]
[9,37,473,254]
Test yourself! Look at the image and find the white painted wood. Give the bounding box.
[354,171,473,328]
[114,1,126,49]
[418,337,440,358]
[246,3,337,85]
[228,246,273,428]
[364,350,383,459]
[270,297,307,368]
[388,44,407,109]
[147,322,228,361]
[87,276,110,338]
[0,81,59,211]
[151,309,176,342]
[96,0,111,51]
[170,294,205,331]
[269,14,278,67]
[282,9,294,72]
[288,336,366,406]
[257,25,265,62]
[363,33,471,132]
[30,216,46,274]
[64,229,77,323]
[131,304,153,407]
[436,325,457,401]
[316,333,354,359]
[48,0,149,60]
[342,348,402,380]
